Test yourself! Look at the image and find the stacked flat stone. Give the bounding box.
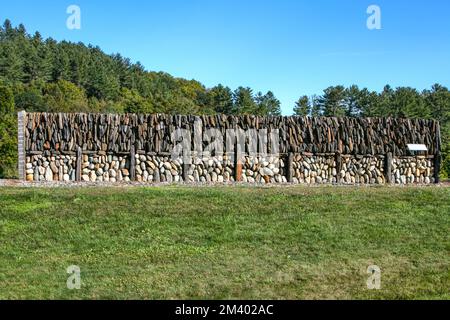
[24,113,440,157]
[26,154,76,182]
[81,154,130,182]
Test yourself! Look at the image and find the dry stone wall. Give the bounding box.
[20,112,441,185]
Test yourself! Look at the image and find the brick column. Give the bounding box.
[17,111,26,180]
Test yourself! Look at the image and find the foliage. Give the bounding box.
[293,95,310,116]
[0,20,280,117]
[0,20,449,178]
[0,84,17,178]
[294,84,450,177]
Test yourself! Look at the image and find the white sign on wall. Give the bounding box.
[407,144,428,151]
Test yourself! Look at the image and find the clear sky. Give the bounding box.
[1,0,449,114]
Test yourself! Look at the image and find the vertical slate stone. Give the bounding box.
[234,140,242,182]
[130,145,136,181]
[335,152,342,184]
[182,163,189,183]
[287,153,294,183]
[76,147,82,181]
[385,152,393,184]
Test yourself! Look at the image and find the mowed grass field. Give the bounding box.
[0,185,449,300]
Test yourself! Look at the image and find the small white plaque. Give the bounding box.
[407,144,427,151]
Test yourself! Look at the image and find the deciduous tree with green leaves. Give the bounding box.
[0,85,17,178]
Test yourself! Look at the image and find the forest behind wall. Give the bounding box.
[1,20,449,178]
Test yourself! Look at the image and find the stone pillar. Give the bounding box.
[17,111,26,181]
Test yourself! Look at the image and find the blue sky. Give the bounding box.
[1,0,449,114]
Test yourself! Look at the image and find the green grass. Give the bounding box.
[0,185,449,300]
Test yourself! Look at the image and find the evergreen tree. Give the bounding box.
[378,85,394,116]
[209,84,233,114]
[318,86,346,116]
[293,95,310,116]
[255,91,281,116]
[233,87,256,115]
[344,85,361,117]
[0,41,24,82]
[310,95,321,116]
[358,88,380,117]
[391,87,429,118]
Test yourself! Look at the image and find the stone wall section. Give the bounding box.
[20,112,441,185]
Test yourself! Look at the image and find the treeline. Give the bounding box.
[0,20,281,116]
[0,20,449,178]
[292,85,450,178]
[293,84,449,120]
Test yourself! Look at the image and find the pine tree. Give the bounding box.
[255,91,281,116]
[344,85,361,117]
[391,87,429,118]
[318,86,346,117]
[233,87,256,115]
[310,95,321,116]
[210,84,233,114]
[293,95,310,116]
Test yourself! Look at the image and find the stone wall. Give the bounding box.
[26,154,76,182]
[81,154,130,182]
[136,155,181,183]
[392,156,435,184]
[19,112,441,185]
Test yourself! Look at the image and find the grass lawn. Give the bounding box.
[0,185,449,299]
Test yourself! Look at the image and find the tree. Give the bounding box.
[0,41,24,82]
[118,87,153,114]
[48,39,70,81]
[43,79,89,112]
[293,95,310,116]
[209,84,233,114]
[423,84,450,123]
[391,87,429,118]
[377,85,394,116]
[318,86,346,116]
[233,87,256,115]
[344,85,361,117]
[255,91,281,116]
[14,85,47,112]
[310,95,321,116]
[0,85,17,178]
[0,85,14,113]
[424,84,450,177]
[358,88,380,117]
